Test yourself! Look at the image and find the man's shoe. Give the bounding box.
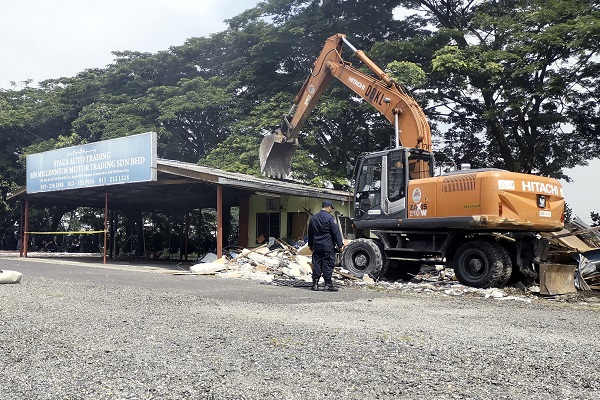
[311,279,319,291]
[324,281,338,291]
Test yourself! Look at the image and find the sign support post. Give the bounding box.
[103,191,108,264]
[23,199,29,258]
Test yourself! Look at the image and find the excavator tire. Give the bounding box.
[489,241,513,287]
[342,238,384,279]
[452,240,508,288]
[372,240,388,280]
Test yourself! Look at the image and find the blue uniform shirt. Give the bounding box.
[308,210,344,251]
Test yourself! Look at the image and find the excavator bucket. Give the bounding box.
[539,263,577,295]
[259,133,297,178]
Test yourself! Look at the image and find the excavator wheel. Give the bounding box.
[489,241,513,287]
[372,240,389,280]
[342,238,384,279]
[452,240,509,288]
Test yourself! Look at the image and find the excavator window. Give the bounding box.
[387,152,405,202]
[408,151,433,180]
[355,157,382,211]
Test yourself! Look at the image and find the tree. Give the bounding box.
[1,0,599,236]
[389,0,600,180]
[152,77,238,162]
[207,0,422,183]
[591,212,600,227]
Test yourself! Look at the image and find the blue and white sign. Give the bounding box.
[26,132,157,194]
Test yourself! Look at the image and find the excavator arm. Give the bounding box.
[260,33,432,177]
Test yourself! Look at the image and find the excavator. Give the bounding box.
[259,33,565,288]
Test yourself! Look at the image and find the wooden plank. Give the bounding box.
[334,270,361,280]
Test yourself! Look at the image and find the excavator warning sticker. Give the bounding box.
[539,211,552,218]
[412,188,422,203]
[498,180,515,190]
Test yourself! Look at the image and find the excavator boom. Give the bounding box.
[260,33,431,177]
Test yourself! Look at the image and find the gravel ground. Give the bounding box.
[1,273,600,400]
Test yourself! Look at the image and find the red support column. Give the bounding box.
[216,185,223,259]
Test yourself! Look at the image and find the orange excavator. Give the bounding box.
[260,33,565,288]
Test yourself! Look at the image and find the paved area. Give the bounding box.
[0,253,393,304]
[2,252,599,399]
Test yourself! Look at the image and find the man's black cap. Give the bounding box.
[322,200,334,209]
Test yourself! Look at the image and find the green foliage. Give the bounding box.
[386,61,427,88]
[23,133,85,156]
[564,203,573,223]
[0,0,599,231]
[200,134,262,175]
[152,76,237,162]
[591,212,600,228]
[411,0,600,177]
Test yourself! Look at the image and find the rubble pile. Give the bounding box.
[543,217,600,290]
[187,242,315,285]
[575,250,600,290]
[179,242,554,301]
[180,219,600,300]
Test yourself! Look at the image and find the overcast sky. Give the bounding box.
[1,0,597,220]
[1,0,261,88]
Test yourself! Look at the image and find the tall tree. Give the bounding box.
[202,0,421,183]
[388,0,600,179]
[1,0,599,233]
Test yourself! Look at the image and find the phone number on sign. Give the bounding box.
[40,181,66,190]
[98,175,130,184]
[65,179,95,188]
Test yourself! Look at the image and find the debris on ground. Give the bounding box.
[574,249,600,290]
[543,217,600,291]
[175,238,600,302]
[0,269,23,284]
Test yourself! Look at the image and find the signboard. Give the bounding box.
[26,132,157,194]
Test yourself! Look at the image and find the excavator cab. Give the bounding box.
[353,148,434,223]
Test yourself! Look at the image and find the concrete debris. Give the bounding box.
[176,244,592,302]
[198,252,218,263]
[189,262,228,275]
[0,270,22,284]
[575,249,600,290]
[542,217,600,291]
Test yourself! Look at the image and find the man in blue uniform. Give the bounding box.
[308,200,345,291]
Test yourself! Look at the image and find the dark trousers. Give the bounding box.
[312,249,336,280]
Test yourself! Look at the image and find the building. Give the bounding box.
[9,149,352,260]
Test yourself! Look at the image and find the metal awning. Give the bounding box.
[7,158,351,212]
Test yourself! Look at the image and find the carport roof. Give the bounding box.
[7,158,351,212]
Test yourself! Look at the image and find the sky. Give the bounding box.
[562,160,600,223]
[1,0,598,222]
[1,0,261,88]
